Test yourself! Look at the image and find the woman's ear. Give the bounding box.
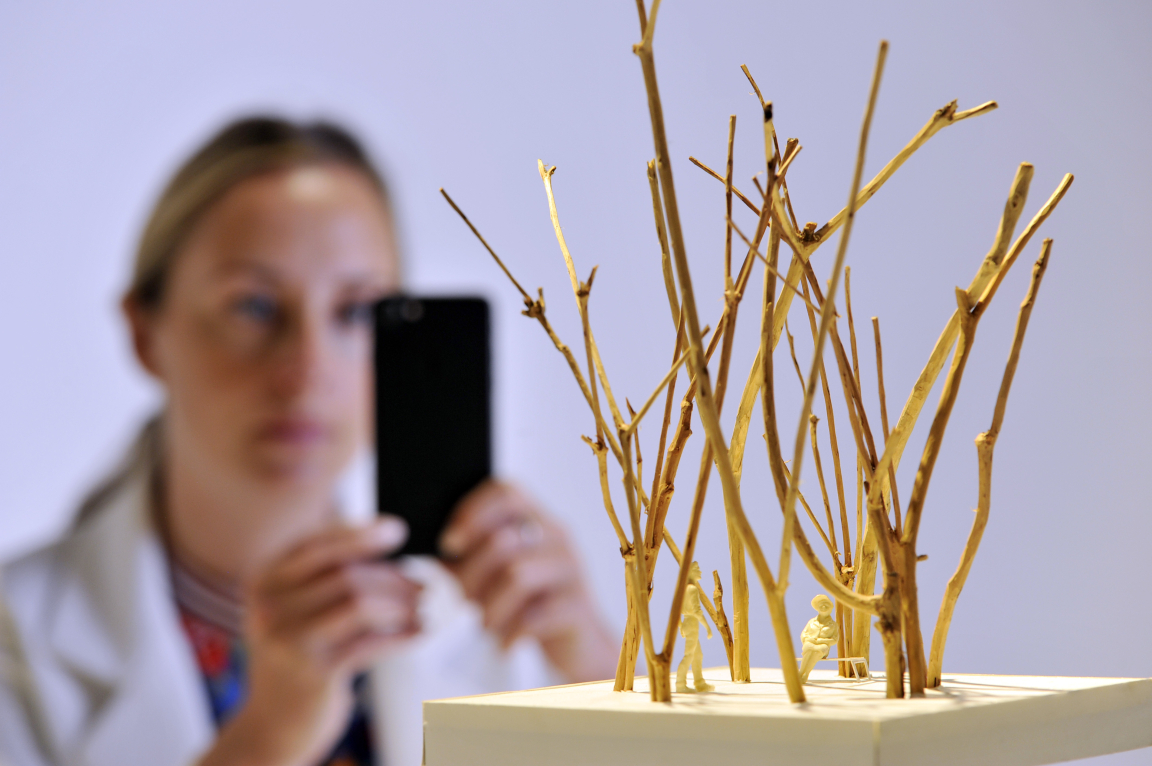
[121,293,163,380]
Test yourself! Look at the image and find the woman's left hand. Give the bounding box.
[439,481,616,683]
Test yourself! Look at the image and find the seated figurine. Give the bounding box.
[675,562,715,693]
[798,594,839,684]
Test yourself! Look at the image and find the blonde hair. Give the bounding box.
[129,116,393,308]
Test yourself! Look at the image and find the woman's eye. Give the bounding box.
[232,294,279,323]
[337,300,375,326]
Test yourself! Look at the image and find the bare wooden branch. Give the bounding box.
[442,189,624,463]
[811,99,999,247]
[872,317,903,537]
[928,240,1052,688]
[880,168,1070,492]
[440,188,531,300]
[623,347,691,437]
[634,0,804,702]
[727,217,821,315]
[810,415,841,561]
[688,155,760,214]
[778,40,887,612]
[724,114,736,283]
[647,160,679,324]
[713,571,736,680]
[646,312,685,538]
[845,267,862,393]
[581,435,631,552]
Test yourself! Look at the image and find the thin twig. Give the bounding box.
[810,415,841,561]
[689,156,760,214]
[727,217,821,314]
[442,189,623,462]
[647,160,679,324]
[845,267,862,393]
[872,317,903,536]
[440,189,531,300]
[724,114,736,283]
[623,346,692,436]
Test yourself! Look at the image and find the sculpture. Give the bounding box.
[675,562,714,693]
[440,0,1071,703]
[798,595,838,684]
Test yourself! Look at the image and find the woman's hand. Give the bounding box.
[199,517,419,766]
[439,481,616,684]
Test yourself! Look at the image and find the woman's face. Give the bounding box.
[133,163,399,493]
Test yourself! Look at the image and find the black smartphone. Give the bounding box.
[374,296,491,557]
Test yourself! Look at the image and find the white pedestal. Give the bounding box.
[423,668,1152,765]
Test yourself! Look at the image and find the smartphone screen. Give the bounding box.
[374,296,491,557]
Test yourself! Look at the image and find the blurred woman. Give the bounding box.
[0,118,615,766]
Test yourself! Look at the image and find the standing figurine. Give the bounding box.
[798,594,839,684]
[676,562,715,693]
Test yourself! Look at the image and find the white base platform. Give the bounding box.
[423,667,1152,765]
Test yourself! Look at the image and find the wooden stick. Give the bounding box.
[659,116,755,681]
[809,415,841,561]
[620,432,663,699]
[724,114,736,284]
[689,156,760,214]
[615,553,639,690]
[872,317,903,536]
[731,289,879,614]
[441,189,624,464]
[804,262,881,471]
[844,267,862,394]
[927,240,1051,688]
[802,279,853,580]
[623,348,691,437]
[880,167,1069,493]
[811,99,999,248]
[899,277,998,696]
[626,400,645,507]
[581,435,631,553]
[634,0,804,703]
[647,160,679,324]
[540,162,631,436]
[693,95,1002,386]
[727,217,821,314]
[784,320,805,391]
[741,65,802,234]
[848,164,1044,667]
[713,571,736,680]
[440,188,532,300]
[646,312,685,537]
[778,39,886,609]
[693,97,1001,259]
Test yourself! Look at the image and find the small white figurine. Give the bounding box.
[676,562,714,693]
[798,594,839,684]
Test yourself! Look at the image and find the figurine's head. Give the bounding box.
[689,561,702,581]
[811,594,833,616]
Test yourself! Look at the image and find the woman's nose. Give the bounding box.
[267,308,330,401]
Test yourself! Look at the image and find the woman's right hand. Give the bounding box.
[198,517,420,766]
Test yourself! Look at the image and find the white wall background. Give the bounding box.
[1,2,1149,761]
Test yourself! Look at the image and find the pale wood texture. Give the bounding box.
[425,670,1152,766]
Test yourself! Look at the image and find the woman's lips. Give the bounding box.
[257,418,332,445]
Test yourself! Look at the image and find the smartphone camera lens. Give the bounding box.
[401,299,424,322]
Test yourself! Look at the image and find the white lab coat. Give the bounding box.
[0,428,556,766]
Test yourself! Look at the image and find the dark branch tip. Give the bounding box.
[763,102,773,122]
